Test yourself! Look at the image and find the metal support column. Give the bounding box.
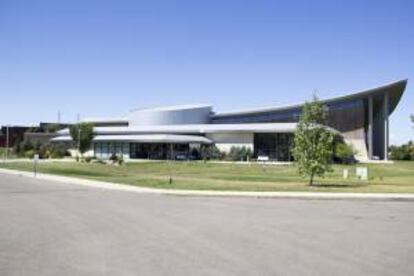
[368,96,373,159]
[383,92,389,160]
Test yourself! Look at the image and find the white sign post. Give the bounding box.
[356,167,368,181]
[34,154,39,176]
[343,169,349,179]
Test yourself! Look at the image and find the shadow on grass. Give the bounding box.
[310,183,367,188]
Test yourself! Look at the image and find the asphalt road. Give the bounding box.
[0,174,413,276]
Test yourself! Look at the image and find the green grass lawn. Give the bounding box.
[1,160,414,193]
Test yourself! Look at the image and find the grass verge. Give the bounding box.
[1,161,414,193]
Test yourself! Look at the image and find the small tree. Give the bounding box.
[292,95,335,185]
[69,123,94,159]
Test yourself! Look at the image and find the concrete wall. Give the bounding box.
[207,133,253,153]
[327,100,369,161]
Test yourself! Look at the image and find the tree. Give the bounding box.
[292,95,335,185]
[389,141,414,160]
[43,123,60,133]
[334,142,356,164]
[69,123,94,158]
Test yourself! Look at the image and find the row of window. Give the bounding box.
[212,100,363,124]
[94,142,129,159]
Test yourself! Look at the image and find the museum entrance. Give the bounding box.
[253,133,294,161]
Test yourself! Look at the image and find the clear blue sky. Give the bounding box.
[0,0,413,144]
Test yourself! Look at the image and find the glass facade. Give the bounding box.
[130,143,190,160]
[254,133,294,161]
[212,99,363,125]
[94,142,129,159]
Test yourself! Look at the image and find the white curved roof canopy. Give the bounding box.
[51,134,213,144]
[93,134,213,144]
[57,123,299,136]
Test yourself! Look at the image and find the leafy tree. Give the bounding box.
[292,95,335,185]
[69,123,94,157]
[389,141,414,160]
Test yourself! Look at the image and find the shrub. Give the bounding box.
[84,156,93,163]
[17,140,34,156]
[13,138,22,155]
[227,146,253,161]
[206,145,226,160]
[390,141,414,160]
[199,145,225,160]
[109,153,119,162]
[118,155,124,165]
[50,144,69,159]
[24,150,35,159]
[334,143,356,164]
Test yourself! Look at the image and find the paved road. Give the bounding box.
[0,174,413,276]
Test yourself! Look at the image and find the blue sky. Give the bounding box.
[0,0,413,144]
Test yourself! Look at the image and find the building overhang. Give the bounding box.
[57,123,300,136]
[93,134,213,144]
[211,79,408,119]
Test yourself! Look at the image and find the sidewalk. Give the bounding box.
[1,167,413,201]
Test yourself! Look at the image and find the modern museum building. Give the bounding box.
[53,80,408,162]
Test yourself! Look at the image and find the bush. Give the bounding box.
[84,156,93,163]
[49,144,69,159]
[227,146,253,161]
[334,143,356,164]
[202,145,226,160]
[13,138,22,155]
[108,153,124,165]
[109,153,119,162]
[390,141,414,160]
[24,150,35,159]
[118,155,124,165]
[17,140,34,156]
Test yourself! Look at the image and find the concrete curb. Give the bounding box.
[1,168,414,201]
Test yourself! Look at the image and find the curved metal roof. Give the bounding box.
[212,79,408,118]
